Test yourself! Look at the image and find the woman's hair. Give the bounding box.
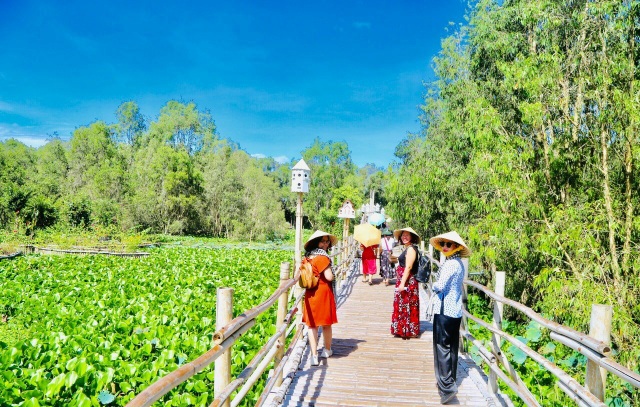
[305,237,331,256]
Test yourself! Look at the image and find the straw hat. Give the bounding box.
[304,230,338,251]
[429,231,471,257]
[381,228,393,236]
[393,227,421,245]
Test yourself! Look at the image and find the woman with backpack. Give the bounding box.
[302,230,339,366]
[379,228,396,286]
[390,227,421,339]
[429,231,471,405]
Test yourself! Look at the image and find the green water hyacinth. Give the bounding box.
[0,247,291,406]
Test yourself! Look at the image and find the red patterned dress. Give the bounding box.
[390,245,420,338]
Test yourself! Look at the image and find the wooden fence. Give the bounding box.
[19,245,150,258]
[126,236,358,407]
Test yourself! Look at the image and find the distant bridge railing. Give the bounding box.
[424,252,640,407]
[126,237,359,407]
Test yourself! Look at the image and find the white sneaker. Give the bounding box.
[310,354,319,366]
[320,348,333,358]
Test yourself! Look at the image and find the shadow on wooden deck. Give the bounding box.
[280,266,511,407]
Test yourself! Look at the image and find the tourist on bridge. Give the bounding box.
[379,228,396,286]
[429,231,471,405]
[302,230,339,366]
[390,227,421,339]
[360,242,378,285]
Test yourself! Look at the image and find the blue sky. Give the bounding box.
[0,0,467,168]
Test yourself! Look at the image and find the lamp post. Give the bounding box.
[291,159,310,269]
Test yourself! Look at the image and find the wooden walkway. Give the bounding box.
[281,272,505,407]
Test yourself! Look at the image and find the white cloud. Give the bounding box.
[0,124,51,147]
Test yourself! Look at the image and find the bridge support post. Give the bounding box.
[214,288,234,407]
[585,304,612,401]
[274,262,291,387]
[489,268,506,394]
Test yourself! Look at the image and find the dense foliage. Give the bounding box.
[0,101,382,242]
[387,0,639,404]
[0,247,291,406]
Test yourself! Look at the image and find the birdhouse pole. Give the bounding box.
[294,192,303,267]
[291,159,310,270]
[337,200,356,260]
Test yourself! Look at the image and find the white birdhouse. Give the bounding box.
[291,158,310,193]
[338,200,356,219]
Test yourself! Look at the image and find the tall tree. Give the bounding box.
[114,101,146,147]
[145,100,217,156]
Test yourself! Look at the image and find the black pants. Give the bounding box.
[433,313,462,395]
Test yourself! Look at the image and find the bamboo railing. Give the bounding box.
[424,251,640,407]
[126,238,359,407]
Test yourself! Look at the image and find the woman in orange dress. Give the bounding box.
[302,230,339,366]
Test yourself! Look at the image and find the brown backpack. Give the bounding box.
[298,257,319,289]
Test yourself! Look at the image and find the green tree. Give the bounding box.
[114,101,146,146]
[145,100,217,156]
[129,138,203,234]
[199,146,286,239]
[301,138,359,230]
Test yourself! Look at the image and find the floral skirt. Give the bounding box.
[390,266,420,338]
[380,251,395,280]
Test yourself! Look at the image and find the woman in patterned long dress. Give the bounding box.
[379,228,396,286]
[302,230,339,366]
[429,231,471,404]
[390,227,421,339]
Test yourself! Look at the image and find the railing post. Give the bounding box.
[335,242,342,290]
[489,268,505,394]
[459,256,470,353]
[585,304,612,401]
[214,288,234,407]
[274,262,291,387]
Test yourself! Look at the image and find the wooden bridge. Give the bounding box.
[278,268,501,407]
[126,238,640,407]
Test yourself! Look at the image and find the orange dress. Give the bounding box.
[302,255,338,328]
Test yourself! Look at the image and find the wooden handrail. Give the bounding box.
[461,272,640,406]
[209,293,304,406]
[212,278,297,343]
[127,239,359,407]
[465,279,611,354]
[126,320,255,407]
[465,312,606,407]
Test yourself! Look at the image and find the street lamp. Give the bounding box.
[291,158,310,268]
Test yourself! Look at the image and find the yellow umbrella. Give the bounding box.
[354,223,382,247]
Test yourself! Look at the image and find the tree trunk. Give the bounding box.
[622,18,636,275]
[598,33,622,298]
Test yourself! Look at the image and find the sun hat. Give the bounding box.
[393,227,421,245]
[381,228,393,236]
[304,230,338,251]
[429,231,471,257]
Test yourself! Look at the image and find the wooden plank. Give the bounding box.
[281,273,500,406]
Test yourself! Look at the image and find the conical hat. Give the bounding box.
[304,230,338,251]
[392,227,421,245]
[429,231,471,257]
